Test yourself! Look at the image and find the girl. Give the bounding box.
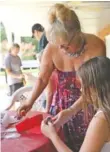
[41,56,110,152]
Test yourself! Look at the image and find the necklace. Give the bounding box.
[65,38,86,57]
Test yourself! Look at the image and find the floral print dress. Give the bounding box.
[49,69,94,152]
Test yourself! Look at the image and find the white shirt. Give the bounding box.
[101,142,110,152]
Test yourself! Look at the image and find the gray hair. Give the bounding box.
[47,3,81,44]
[47,20,68,44]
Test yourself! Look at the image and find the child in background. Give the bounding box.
[4,43,24,96]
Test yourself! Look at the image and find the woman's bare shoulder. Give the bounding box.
[84,33,106,56]
[45,43,58,52]
[85,33,105,45]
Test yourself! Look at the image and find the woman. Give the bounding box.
[18,4,106,151]
[41,56,110,152]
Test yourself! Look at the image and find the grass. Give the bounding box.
[0,71,6,76]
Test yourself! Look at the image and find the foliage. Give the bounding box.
[0,22,7,42]
[21,37,38,45]
[21,36,38,53]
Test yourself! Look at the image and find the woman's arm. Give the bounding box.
[27,44,54,105]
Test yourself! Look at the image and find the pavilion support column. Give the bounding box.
[105,35,110,58]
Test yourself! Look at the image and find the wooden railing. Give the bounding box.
[98,24,110,40]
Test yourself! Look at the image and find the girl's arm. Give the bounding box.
[79,112,109,152]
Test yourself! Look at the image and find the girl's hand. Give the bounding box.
[41,119,58,139]
[52,109,71,129]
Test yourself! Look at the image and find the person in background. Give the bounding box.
[32,23,48,56]
[4,43,24,96]
[41,56,110,152]
[18,4,106,151]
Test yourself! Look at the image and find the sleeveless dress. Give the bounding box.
[49,69,94,152]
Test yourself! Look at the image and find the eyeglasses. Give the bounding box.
[59,33,76,51]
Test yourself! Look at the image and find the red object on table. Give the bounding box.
[16,114,43,133]
[1,112,58,152]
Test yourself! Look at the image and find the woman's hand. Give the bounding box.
[41,119,58,139]
[17,102,33,117]
[18,74,25,79]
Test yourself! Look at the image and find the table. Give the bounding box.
[22,60,40,69]
[1,112,58,152]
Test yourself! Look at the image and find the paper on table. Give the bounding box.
[5,128,17,133]
[9,116,19,124]
[1,111,19,128]
[4,132,21,139]
[1,126,21,139]
[1,111,22,139]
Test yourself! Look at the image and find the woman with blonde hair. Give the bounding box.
[18,4,106,151]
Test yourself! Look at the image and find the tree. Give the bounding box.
[0,22,7,42]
